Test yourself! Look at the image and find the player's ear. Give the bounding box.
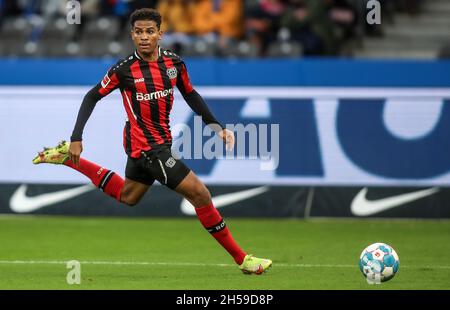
[158,30,163,40]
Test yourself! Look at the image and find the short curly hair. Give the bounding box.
[130,8,161,29]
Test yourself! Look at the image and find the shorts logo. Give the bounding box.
[101,74,111,88]
[167,67,177,79]
[165,157,176,168]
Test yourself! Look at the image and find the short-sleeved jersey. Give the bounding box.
[92,47,194,158]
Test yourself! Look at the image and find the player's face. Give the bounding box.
[131,20,162,56]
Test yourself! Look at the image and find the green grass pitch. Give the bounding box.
[0,216,449,289]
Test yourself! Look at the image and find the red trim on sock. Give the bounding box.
[64,158,107,187]
[195,203,222,227]
[64,158,124,202]
[104,173,125,202]
[195,203,246,265]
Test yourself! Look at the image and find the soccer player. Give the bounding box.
[33,8,272,275]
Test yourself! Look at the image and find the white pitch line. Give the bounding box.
[0,260,233,267]
[0,260,449,270]
[0,260,354,268]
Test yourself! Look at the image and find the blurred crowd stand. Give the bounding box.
[1,0,443,59]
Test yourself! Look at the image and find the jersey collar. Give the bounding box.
[134,47,161,62]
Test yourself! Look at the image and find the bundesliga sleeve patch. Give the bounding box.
[101,74,111,88]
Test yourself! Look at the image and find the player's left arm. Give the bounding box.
[177,62,235,151]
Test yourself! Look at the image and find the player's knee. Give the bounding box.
[122,198,139,207]
[120,190,141,207]
[189,185,212,207]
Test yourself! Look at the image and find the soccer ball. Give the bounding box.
[359,242,399,284]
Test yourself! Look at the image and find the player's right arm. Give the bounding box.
[69,65,121,165]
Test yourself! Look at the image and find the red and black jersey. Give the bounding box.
[91,48,194,158]
[71,47,222,159]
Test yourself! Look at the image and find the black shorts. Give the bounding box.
[125,146,191,190]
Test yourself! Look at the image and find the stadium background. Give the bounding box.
[0,0,449,290]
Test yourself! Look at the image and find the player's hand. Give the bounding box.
[69,141,83,166]
[218,128,235,151]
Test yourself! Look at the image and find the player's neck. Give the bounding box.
[136,47,159,62]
